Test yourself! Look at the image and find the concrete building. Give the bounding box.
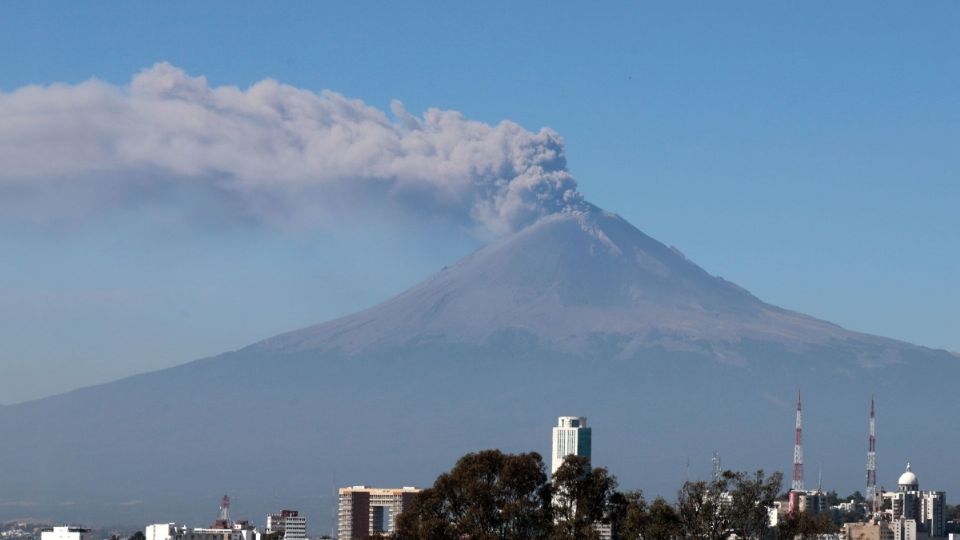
[41,527,93,540]
[146,523,258,540]
[842,521,895,540]
[879,464,947,537]
[892,518,930,540]
[336,486,420,540]
[551,416,591,475]
[796,490,830,514]
[266,511,305,540]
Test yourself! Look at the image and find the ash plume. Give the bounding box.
[0,62,586,235]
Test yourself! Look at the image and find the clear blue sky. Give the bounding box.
[1,2,957,404]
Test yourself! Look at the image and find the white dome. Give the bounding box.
[898,463,918,488]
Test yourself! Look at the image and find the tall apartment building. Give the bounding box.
[892,518,918,540]
[879,464,947,537]
[266,510,305,540]
[41,527,94,540]
[337,486,420,540]
[551,416,591,475]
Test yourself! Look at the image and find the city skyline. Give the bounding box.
[1,2,957,535]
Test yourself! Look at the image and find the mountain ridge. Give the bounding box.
[254,208,924,367]
[1,207,957,531]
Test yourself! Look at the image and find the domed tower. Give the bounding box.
[898,463,919,492]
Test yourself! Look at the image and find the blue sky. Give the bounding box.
[1,2,958,404]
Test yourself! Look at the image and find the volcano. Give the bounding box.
[0,208,955,531]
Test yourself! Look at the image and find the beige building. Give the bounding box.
[336,486,420,540]
[842,521,894,540]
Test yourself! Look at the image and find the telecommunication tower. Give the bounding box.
[219,494,231,522]
[866,397,877,510]
[792,390,804,491]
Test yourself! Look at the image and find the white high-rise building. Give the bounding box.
[878,464,947,538]
[551,416,591,475]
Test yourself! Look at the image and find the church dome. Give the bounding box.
[898,463,918,489]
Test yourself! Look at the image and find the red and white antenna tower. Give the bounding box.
[792,390,804,492]
[866,397,877,510]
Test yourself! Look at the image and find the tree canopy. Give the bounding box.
[393,449,810,540]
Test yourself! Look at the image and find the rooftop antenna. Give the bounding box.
[818,463,822,492]
[219,494,231,522]
[685,456,691,482]
[792,389,804,491]
[712,450,722,482]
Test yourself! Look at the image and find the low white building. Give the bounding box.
[146,523,258,540]
[41,527,94,540]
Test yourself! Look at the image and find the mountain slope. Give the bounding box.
[260,209,912,365]
[0,208,955,531]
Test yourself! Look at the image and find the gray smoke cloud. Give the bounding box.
[0,62,586,235]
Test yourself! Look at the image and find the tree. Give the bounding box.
[609,490,647,540]
[395,447,785,540]
[549,455,618,540]
[724,470,782,540]
[677,477,730,540]
[775,510,835,540]
[843,490,865,503]
[393,449,551,540]
[128,532,145,540]
[612,492,683,540]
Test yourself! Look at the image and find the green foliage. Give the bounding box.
[843,490,865,503]
[724,470,782,540]
[393,449,551,540]
[550,455,618,540]
[677,477,729,540]
[128,532,145,540]
[614,493,681,540]
[775,510,836,539]
[395,449,788,540]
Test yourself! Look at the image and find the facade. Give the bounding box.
[336,486,420,540]
[266,510,305,540]
[41,528,94,540]
[147,523,258,540]
[842,521,895,540]
[796,490,829,514]
[879,464,946,538]
[892,518,928,540]
[551,416,591,475]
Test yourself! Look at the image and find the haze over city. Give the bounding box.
[1,2,958,539]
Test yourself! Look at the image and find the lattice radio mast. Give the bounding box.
[866,396,878,511]
[792,390,804,491]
